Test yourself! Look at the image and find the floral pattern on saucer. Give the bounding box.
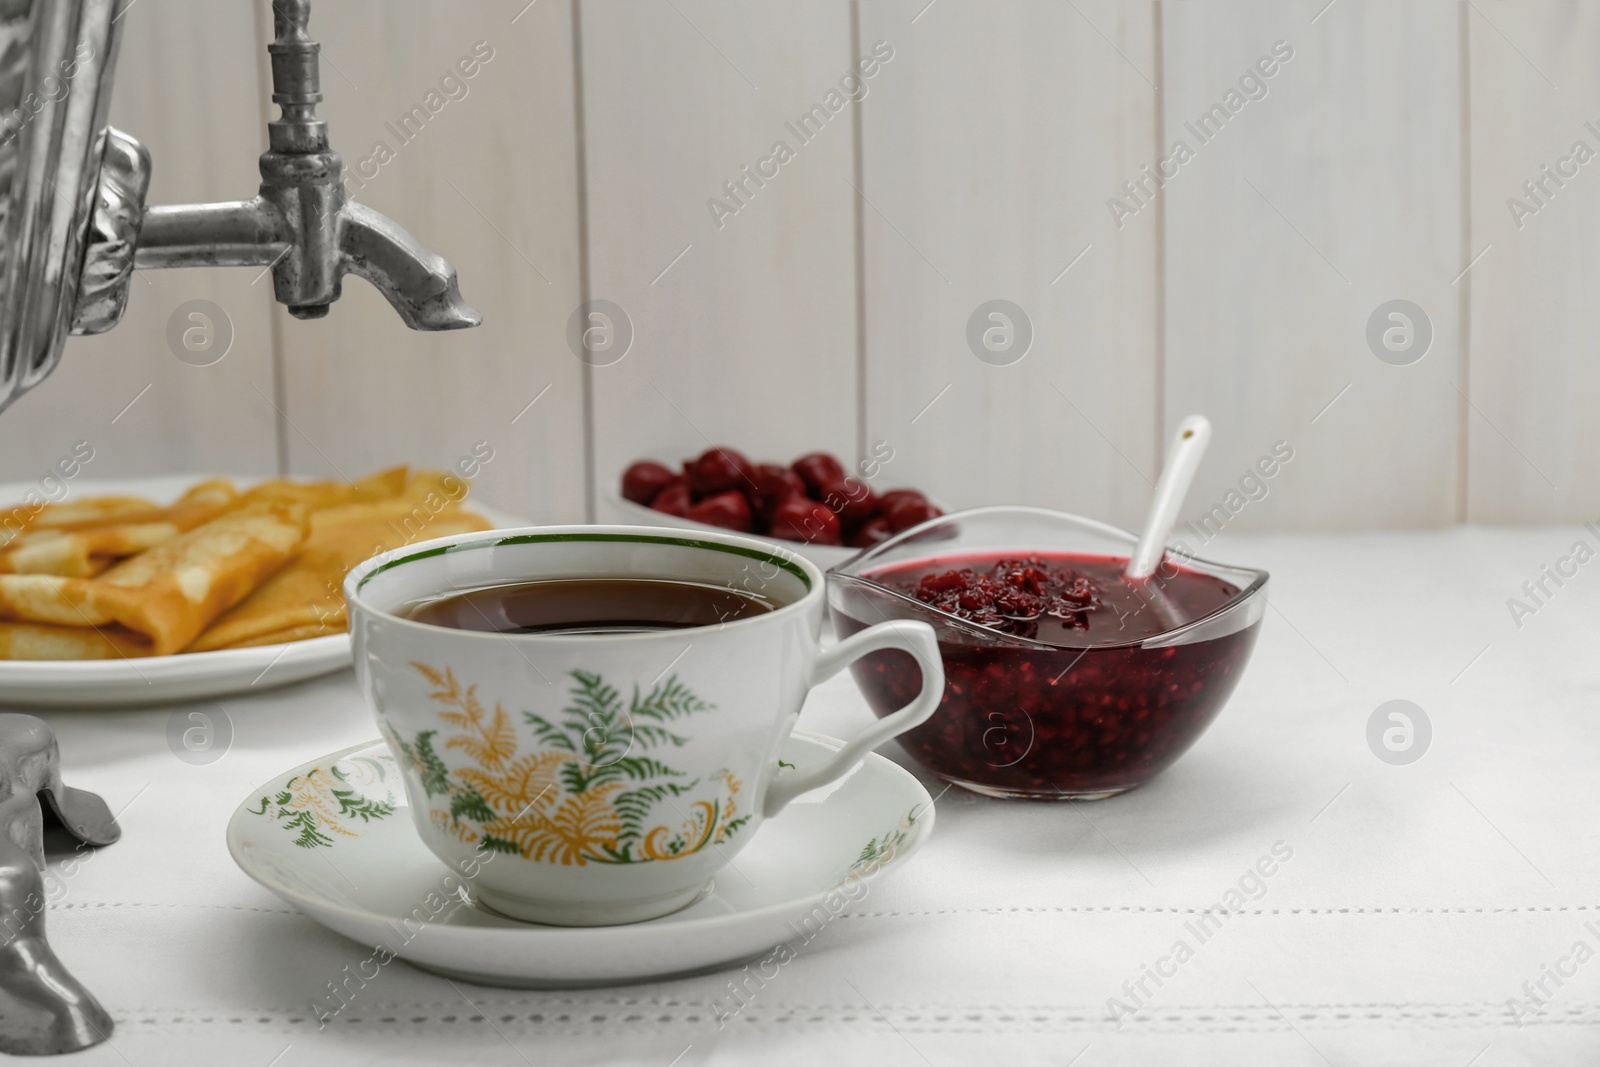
[247,754,398,849]
[841,804,924,883]
[391,662,750,867]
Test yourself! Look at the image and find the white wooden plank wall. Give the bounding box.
[1467,1,1600,524]
[0,0,1593,532]
[1161,0,1466,535]
[580,0,859,521]
[858,0,1161,532]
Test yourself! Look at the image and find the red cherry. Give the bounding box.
[687,447,754,500]
[879,488,928,514]
[886,495,942,532]
[684,490,754,532]
[849,515,894,549]
[818,477,879,529]
[791,452,847,497]
[650,482,692,517]
[769,495,843,545]
[621,461,678,506]
[748,463,806,524]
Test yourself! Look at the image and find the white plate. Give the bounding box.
[0,475,524,708]
[227,731,934,988]
[605,492,863,570]
[0,634,353,708]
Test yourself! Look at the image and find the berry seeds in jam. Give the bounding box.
[833,552,1260,799]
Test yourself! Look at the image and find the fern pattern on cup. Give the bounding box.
[392,662,750,866]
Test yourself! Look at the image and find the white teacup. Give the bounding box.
[344,525,943,926]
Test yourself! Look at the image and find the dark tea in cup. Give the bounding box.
[405,578,782,636]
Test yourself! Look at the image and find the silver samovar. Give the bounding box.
[0,0,479,415]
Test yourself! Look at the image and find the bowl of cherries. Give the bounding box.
[614,447,942,568]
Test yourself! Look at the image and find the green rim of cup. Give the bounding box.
[354,530,814,594]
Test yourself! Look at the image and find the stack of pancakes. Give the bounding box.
[0,467,491,659]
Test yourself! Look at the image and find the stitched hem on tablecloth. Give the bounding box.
[102,1001,1600,1035]
[836,904,1600,918]
[52,901,299,915]
[51,900,1600,918]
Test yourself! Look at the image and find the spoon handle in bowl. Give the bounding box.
[1126,414,1212,581]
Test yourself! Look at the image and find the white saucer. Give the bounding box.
[0,475,524,707]
[227,731,934,988]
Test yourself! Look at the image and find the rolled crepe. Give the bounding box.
[190,500,491,652]
[240,465,408,511]
[0,496,154,548]
[0,502,309,655]
[206,623,335,650]
[158,478,240,527]
[0,479,241,577]
[9,496,159,531]
[0,524,181,578]
[0,622,151,660]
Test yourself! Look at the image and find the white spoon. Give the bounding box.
[1125,414,1212,581]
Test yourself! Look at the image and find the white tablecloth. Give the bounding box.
[31,528,1600,1064]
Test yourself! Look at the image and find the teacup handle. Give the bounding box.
[762,619,944,818]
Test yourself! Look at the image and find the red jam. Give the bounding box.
[833,552,1259,798]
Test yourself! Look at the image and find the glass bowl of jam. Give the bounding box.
[826,506,1268,800]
